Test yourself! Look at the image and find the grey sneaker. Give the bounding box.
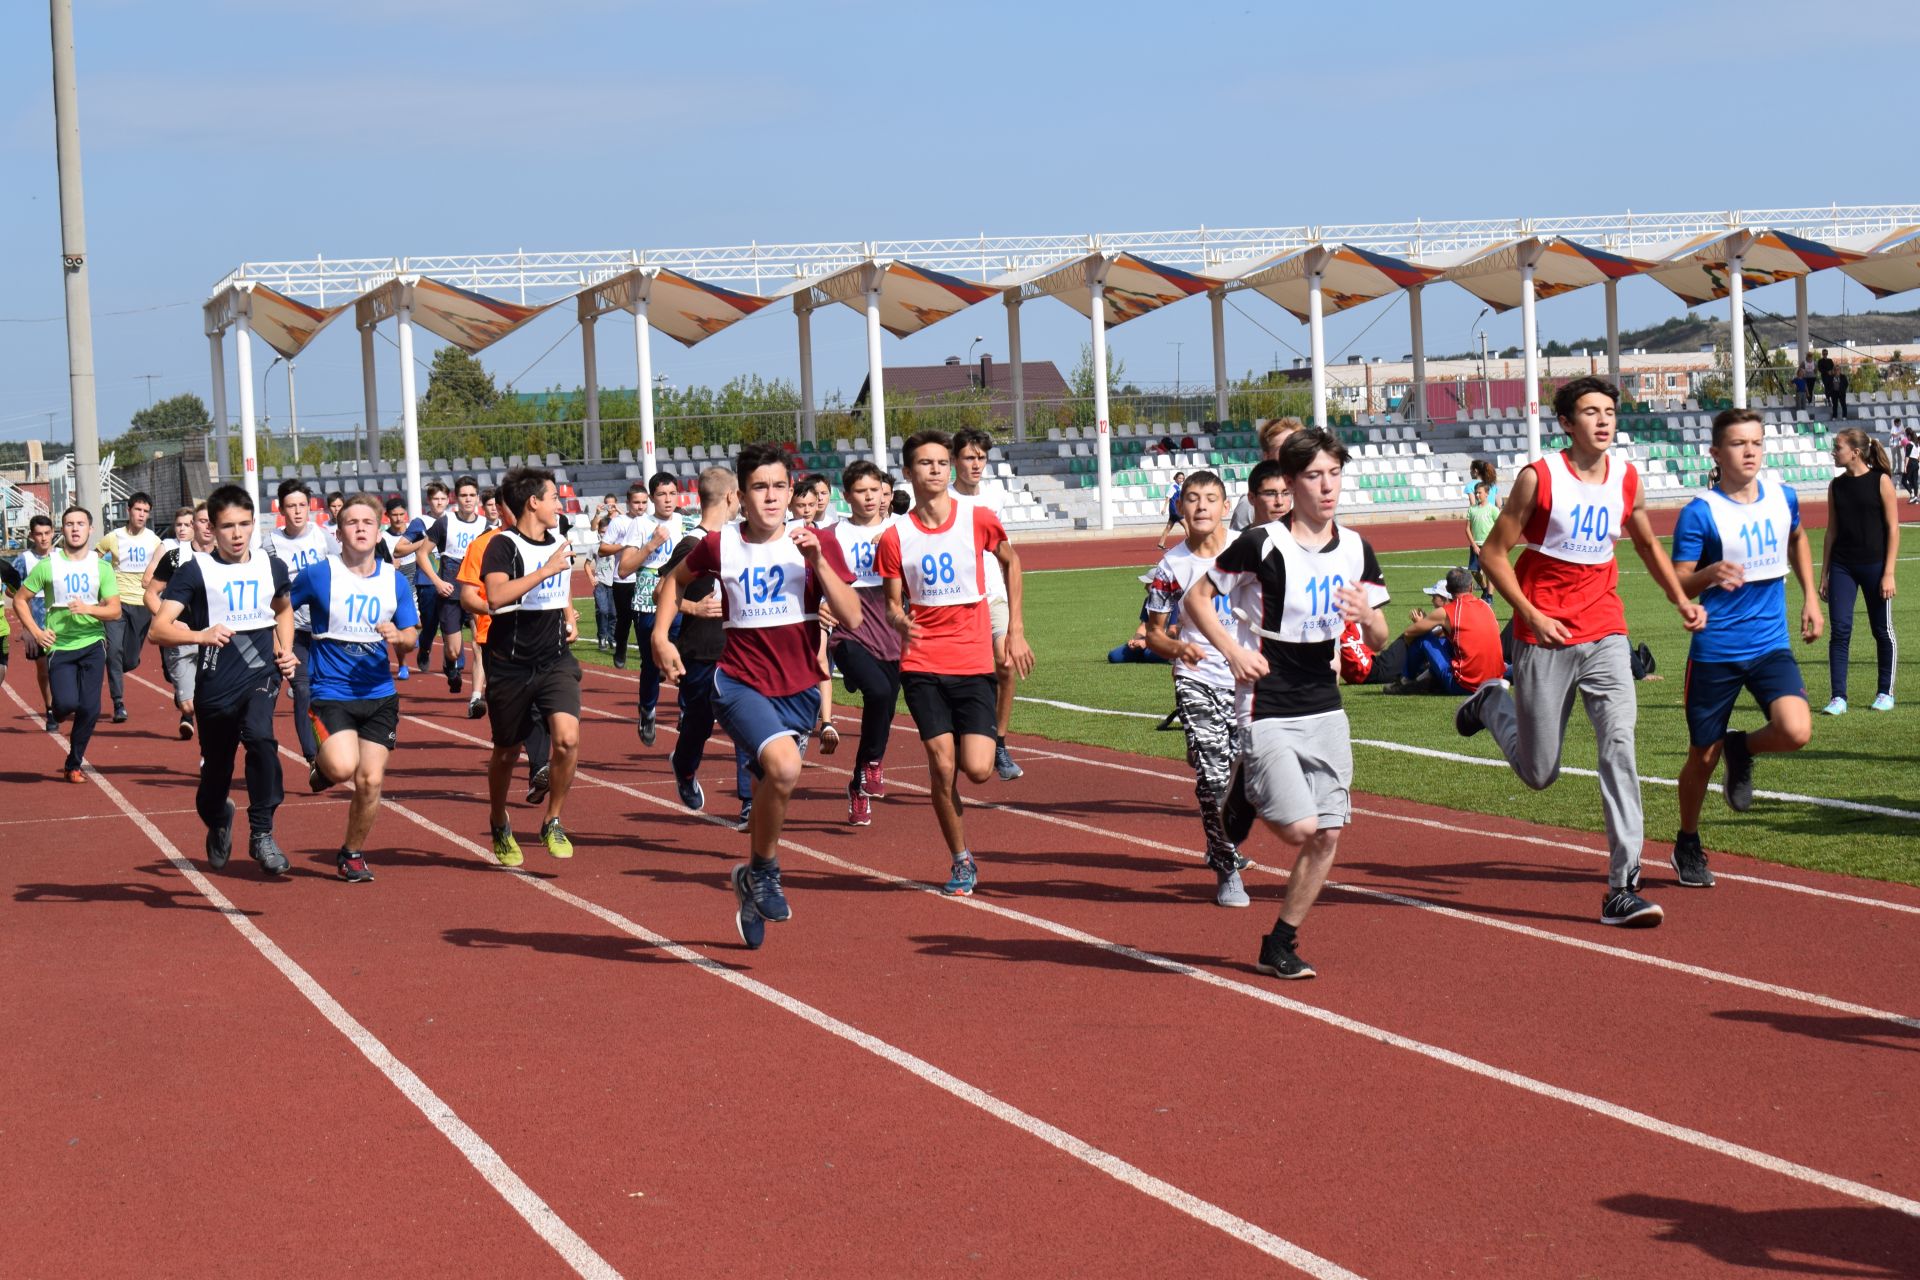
[1601,886,1664,927]
[206,800,235,871]
[1670,831,1715,888]
[250,832,290,877]
[1720,730,1755,812]
[994,744,1023,780]
[1214,869,1250,908]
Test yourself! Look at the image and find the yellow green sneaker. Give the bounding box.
[540,817,573,860]
[491,824,523,868]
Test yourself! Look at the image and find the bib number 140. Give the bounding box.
[1565,503,1612,543]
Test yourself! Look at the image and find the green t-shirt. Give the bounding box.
[21,550,118,651]
[1466,503,1498,545]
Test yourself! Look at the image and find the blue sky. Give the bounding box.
[3,0,1915,447]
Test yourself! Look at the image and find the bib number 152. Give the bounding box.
[737,566,786,603]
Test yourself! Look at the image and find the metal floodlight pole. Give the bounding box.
[1209,289,1229,421]
[863,267,888,468]
[1306,249,1329,431]
[49,0,101,519]
[1005,292,1025,442]
[632,289,658,478]
[207,324,230,479]
[1407,283,1426,425]
[1520,247,1543,460]
[795,301,816,443]
[233,298,261,514]
[286,358,300,465]
[581,312,600,464]
[1795,275,1811,365]
[396,286,423,517]
[1728,240,1748,410]
[1088,256,1114,532]
[1604,279,1622,382]
[359,320,380,469]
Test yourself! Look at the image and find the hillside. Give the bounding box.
[1438,308,1920,360]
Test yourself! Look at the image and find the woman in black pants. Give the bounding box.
[1820,427,1900,714]
[828,461,904,827]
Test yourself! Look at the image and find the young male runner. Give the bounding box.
[420,476,488,695]
[1142,470,1250,905]
[590,495,619,651]
[1183,429,1390,979]
[269,480,339,768]
[596,482,647,668]
[654,444,860,949]
[144,504,214,738]
[150,484,297,875]
[1667,408,1823,887]
[456,484,555,806]
[615,472,682,745]
[14,515,57,726]
[289,494,420,881]
[395,481,449,675]
[1454,376,1706,927]
[830,460,905,826]
[654,466,750,815]
[478,467,582,866]
[1229,418,1300,530]
[380,498,417,681]
[875,430,1035,896]
[95,490,161,723]
[951,429,1023,780]
[12,507,121,782]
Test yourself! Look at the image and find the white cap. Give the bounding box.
[1421,578,1452,599]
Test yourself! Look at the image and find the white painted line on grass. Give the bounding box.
[4,685,620,1280]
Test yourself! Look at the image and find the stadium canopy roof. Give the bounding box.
[1220,243,1441,320]
[1644,229,1864,306]
[1834,225,1920,299]
[1434,237,1651,313]
[1013,250,1215,326]
[797,259,1004,338]
[244,284,350,359]
[582,267,774,347]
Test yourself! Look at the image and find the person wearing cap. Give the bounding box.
[1382,567,1505,696]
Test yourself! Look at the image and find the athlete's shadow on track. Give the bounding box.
[620,865,894,896]
[15,868,259,916]
[297,848,559,880]
[1712,1009,1920,1054]
[1600,1193,1920,1276]
[442,926,682,966]
[909,934,1221,974]
[1330,860,1601,925]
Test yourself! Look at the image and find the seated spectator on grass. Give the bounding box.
[1110,590,1173,664]
[1382,568,1505,695]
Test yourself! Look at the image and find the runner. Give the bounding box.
[829,460,905,826]
[951,429,1024,780]
[1182,429,1390,979]
[1219,459,1297,847]
[13,515,57,727]
[596,482,647,669]
[614,472,682,746]
[379,498,417,682]
[95,490,161,724]
[1667,409,1823,887]
[1141,470,1249,905]
[288,494,420,882]
[12,507,120,782]
[150,485,297,874]
[654,466,750,817]
[143,503,213,739]
[590,494,619,652]
[419,476,489,701]
[1454,376,1706,927]
[875,430,1035,897]
[268,480,339,769]
[653,444,860,949]
[395,480,450,676]
[478,467,583,867]
[1229,418,1300,530]
[456,483,555,807]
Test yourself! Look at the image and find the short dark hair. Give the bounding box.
[842,459,888,493]
[325,491,344,506]
[797,472,829,497]
[735,443,789,484]
[1248,459,1287,494]
[952,428,993,456]
[647,471,679,495]
[424,480,449,499]
[890,489,911,515]
[625,481,647,500]
[480,487,497,505]
[1472,481,1489,496]
[28,514,52,531]
[1710,406,1764,445]
[1181,469,1226,497]
[498,466,555,519]
[60,505,92,524]
[207,484,255,520]
[127,491,153,510]
[453,475,480,495]
[1276,426,1350,480]
[902,430,953,466]
[1551,375,1619,422]
[276,478,312,503]
[384,497,408,514]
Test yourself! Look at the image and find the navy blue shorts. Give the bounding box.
[714,668,819,775]
[1684,649,1807,748]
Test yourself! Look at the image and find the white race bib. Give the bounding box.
[718,526,815,630]
[896,499,985,607]
[832,519,890,589]
[198,551,277,631]
[317,557,401,643]
[490,532,571,614]
[48,555,102,610]
[444,513,489,565]
[1699,484,1791,583]
[1262,525,1382,645]
[1526,451,1630,566]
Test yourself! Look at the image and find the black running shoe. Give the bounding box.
[1600,886,1664,927]
[178,713,195,741]
[1670,831,1715,888]
[336,850,375,883]
[308,758,332,794]
[1255,932,1316,979]
[525,765,551,807]
[675,772,705,812]
[44,711,58,733]
[466,694,486,720]
[448,666,462,695]
[206,799,235,871]
[111,704,128,724]
[1720,730,1754,812]
[639,709,657,746]
[250,832,290,877]
[1454,679,1507,738]
[1223,771,1256,846]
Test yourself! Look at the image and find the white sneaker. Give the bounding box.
[1821,697,1847,716]
[1870,693,1895,712]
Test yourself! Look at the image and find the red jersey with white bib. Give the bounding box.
[873,498,1006,676]
[682,524,854,698]
[1514,450,1639,646]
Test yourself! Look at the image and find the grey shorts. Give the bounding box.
[164,645,198,706]
[1242,710,1353,830]
[988,597,1009,640]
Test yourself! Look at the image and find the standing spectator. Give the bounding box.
[1156,471,1188,549]
[1465,482,1499,600]
[1820,427,1900,713]
[1794,353,1818,410]
[1817,349,1836,409]
[1902,426,1920,502]
[1830,365,1850,420]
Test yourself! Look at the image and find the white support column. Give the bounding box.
[396,290,423,518]
[1006,292,1026,442]
[1604,278,1622,383]
[1795,274,1810,366]
[360,322,380,472]
[286,359,300,469]
[1307,250,1329,431]
[1407,283,1427,425]
[796,301,817,444]
[1520,250,1542,461]
[581,312,600,464]
[233,303,259,515]
[864,271,887,468]
[1209,288,1229,421]
[1729,245,1747,410]
[632,289,657,479]
[207,328,229,481]
[1089,256,1114,531]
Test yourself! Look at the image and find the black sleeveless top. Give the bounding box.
[1826,468,1889,565]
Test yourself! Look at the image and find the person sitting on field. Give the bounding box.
[1382,568,1506,696]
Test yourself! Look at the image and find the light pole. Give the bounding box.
[1470,308,1492,415]
[967,335,985,387]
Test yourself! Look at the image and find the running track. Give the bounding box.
[3,641,1915,1277]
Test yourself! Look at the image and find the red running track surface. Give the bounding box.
[1,655,1913,1277]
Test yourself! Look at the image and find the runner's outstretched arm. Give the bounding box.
[995,541,1034,677]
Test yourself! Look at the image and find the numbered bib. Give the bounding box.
[116,530,159,572]
[896,499,985,607]
[317,557,401,643]
[1148,543,1236,690]
[1525,451,1630,566]
[833,519,889,589]
[1263,524,1379,645]
[489,531,572,614]
[444,513,488,563]
[382,530,416,574]
[1699,484,1791,583]
[49,555,102,610]
[198,551,277,631]
[718,525,815,630]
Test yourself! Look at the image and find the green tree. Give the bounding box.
[420,348,502,426]
[110,392,209,454]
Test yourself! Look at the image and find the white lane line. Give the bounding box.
[370,718,1362,1277]
[406,712,1920,1223]
[4,685,620,1280]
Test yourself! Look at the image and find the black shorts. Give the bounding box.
[484,654,582,748]
[901,671,997,742]
[310,695,400,750]
[437,597,471,642]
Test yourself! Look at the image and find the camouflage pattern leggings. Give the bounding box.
[1173,675,1242,874]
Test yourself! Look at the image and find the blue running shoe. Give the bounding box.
[731,864,765,950]
[676,772,705,811]
[395,665,410,682]
[943,856,978,897]
[745,859,791,922]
